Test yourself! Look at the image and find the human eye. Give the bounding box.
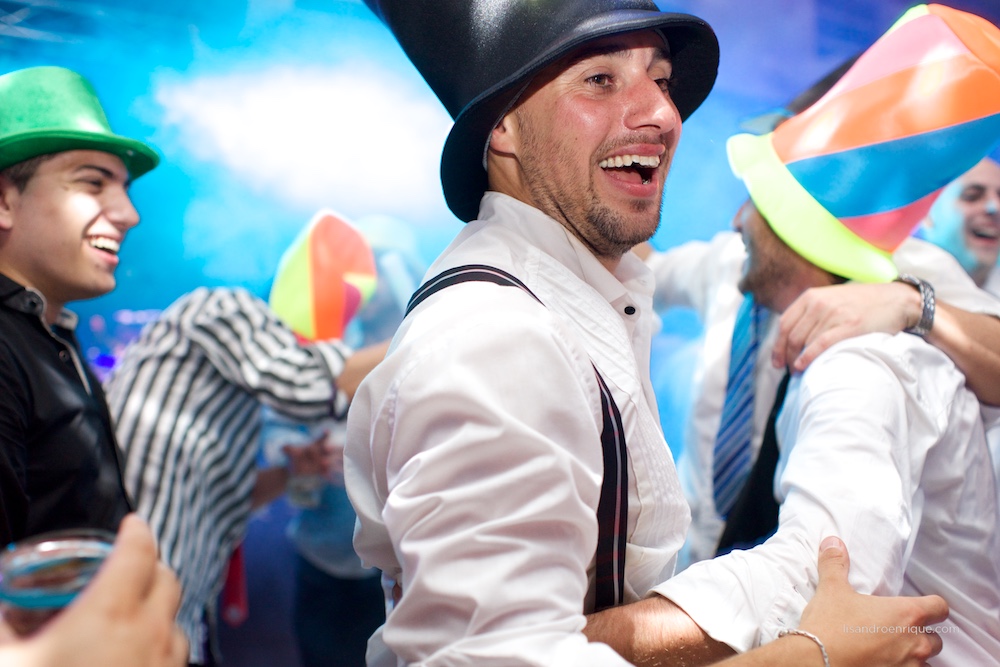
[586,72,613,87]
[75,168,109,190]
[652,65,675,94]
[961,186,985,203]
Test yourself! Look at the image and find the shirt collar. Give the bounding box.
[0,272,79,329]
[477,192,655,304]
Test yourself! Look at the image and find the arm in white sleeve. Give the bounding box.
[645,232,744,316]
[653,337,925,652]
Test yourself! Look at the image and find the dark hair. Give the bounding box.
[0,154,55,192]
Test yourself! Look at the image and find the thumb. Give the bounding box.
[816,535,850,590]
[65,515,157,615]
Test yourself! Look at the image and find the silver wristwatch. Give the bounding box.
[894,273,935,336]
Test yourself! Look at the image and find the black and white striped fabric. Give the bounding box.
[104,287,349,664]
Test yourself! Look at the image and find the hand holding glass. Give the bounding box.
[0,529,115,636]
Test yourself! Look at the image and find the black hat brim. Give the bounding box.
[440,11,719,222]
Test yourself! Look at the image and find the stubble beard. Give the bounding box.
[737,250,783,309]
[518,129,663,260]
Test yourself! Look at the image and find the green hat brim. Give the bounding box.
[0,129,159,180]
[727,131,898,283]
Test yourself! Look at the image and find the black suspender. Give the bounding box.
[405,264,628,610]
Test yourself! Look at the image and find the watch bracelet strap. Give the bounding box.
[895,273,935,336]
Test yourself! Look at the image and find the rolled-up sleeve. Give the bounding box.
[653,335,924,652]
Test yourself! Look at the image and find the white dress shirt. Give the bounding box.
[654,332,1000,665]
[345,192,688,666]
[984,265,1000,298]
[646,231,1000,567]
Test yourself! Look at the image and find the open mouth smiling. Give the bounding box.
[87,236,121,256]
[599,154,660,185]
[970,225,1000,242]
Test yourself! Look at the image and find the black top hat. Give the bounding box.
[365,0,720,222]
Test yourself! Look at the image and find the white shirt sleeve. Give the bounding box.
[895,237,1000,316]
[646,232,744,317]
[652,335,932,652]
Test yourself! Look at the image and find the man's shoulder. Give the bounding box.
[804,331,958,395]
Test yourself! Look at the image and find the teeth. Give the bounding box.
[600,154,661,169]
[89,237,121,254]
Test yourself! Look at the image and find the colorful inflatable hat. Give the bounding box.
[269,210,377,342]
[728,4,1000,283]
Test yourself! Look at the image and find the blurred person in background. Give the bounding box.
[106,212,386,667]
[920,155,1000,297]
[266,213,422,667]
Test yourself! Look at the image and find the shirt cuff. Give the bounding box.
[652,551,802,653]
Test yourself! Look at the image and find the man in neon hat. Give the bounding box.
[642,8,1000,571]
[0,66,160,546]
[346,1,947,665]
[649,5,1000,664]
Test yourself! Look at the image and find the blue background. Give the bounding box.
[3,1,999,664]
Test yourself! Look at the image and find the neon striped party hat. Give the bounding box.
[728,4,1000,283]
[269,210,377,341]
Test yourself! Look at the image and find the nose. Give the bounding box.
[624,74,680,134]
[986,192,1000,216]
[105,185,140,230]
[732,201,751,232]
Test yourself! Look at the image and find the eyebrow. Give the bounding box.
[74,163,131,187]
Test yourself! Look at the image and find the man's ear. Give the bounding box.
[0,178,16,232]
[489,112,519,156]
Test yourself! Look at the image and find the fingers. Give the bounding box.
[147,562,182,621]
[815,536,851,590]
[168,624,190,667]
[923,626,944,660]
[82,514,159,608]
[913,594,949,627]
[772,300,822,371]
[791,328,843,373]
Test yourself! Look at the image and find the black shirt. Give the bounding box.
[0,272,131,546]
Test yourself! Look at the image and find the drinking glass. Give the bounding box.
[0,528,115,636]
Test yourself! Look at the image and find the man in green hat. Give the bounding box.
[0,66,160,546]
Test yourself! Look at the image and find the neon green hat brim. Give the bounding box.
[727,132,898,283]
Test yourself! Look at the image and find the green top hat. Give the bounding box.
[0,66,159,178]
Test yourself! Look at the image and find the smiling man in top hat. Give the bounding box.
[346,2,946,665]
[0,66,158,546]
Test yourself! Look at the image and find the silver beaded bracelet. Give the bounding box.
[777,628,831,667]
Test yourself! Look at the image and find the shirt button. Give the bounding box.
[59,351,70,362]
[624,306,636,315]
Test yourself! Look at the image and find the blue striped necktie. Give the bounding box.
[713,294,769,518]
